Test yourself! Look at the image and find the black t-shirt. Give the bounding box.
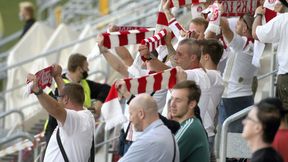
[251,147,283,162]
[21,18,35,37]
[53,74,110,103]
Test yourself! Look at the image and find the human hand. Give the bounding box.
[26,73,41,93]
[108,23,118,32]
[255,6,265,15]
[175,66,187,82]
[96,34,109,54]
[115,79,131,99]
[138,44,150,59]
[164,30,173,45]
[51,64,62,78]
[163,0,171,12]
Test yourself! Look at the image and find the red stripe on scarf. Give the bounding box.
[138,77,147,93]
[118,32,129,46]
[168,68,177,89]
[153,73,163,91]
[157,12,169,26]
[102,33,111,49]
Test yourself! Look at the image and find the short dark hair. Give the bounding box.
[173,80,201,103]
[63,83,85,106]
[197,39,224,65]
[191,17,208,30]
[255,98,281,144]
[67,54,87,72]
[178,38,202,60]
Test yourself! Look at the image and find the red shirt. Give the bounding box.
[273,129,288,162]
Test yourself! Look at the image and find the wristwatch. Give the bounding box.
[256,13,263,18]
[146,55,153,61]
[33,88,43,96]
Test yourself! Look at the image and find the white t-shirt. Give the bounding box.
[44,109,95,162]
[206,70,224,136]
[222,33,257,98]
[256,13,288,75]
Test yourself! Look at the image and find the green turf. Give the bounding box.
[0,0,36,51]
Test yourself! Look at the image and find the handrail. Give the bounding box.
[257,69,277,80]
[219,106,253,162]
[0,132,34,146]
[0,67,106,98]
[0,8,158,74]
[0,31,22,48]
[0,109,25,123]
[95,136,119,149]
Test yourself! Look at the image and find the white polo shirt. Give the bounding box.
[256,13,288,75]
[222,33,257,98]
[44,109,95,162]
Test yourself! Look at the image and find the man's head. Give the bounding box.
[275,0,288,13]
[19,2,34,21]
[242,98,281,145]
[68,54,89,80]
[236,13,254,37]
[279,0,288,9]
[189,17,208,40]
[197,39,224,67]
[170,80,201,123]
[175,39,201,70]
[128,94,159,131]
[58,83,85,110]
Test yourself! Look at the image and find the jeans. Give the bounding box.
[219,96,254,133]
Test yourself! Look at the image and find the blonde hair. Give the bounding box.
[19,1,34,10]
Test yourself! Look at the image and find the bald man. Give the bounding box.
[118,94,180,162]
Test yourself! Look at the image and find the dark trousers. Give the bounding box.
[219,96,254,133]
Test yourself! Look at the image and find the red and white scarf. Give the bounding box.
[101,68,177,130]
[141,29,168,52]
[102,27,155,49]
[25,66,53,96]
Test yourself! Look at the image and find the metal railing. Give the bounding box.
[219,68,278,161]
[219,106,252,162]
[0,31,22,48]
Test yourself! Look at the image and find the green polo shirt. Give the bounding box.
[175,117,210,162]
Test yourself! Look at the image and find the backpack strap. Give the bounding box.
[56,128,69,162]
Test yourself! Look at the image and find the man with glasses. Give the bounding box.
[44,53,110,143]
[242,98,283,162]
[218,13,257,133]
[26,64,95,162]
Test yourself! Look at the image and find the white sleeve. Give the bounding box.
[228,33,246,52]
[256,14,282,43]
[185,70,196,81]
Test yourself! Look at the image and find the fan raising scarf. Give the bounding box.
[101,68,177,130]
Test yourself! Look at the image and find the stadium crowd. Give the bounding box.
[24,0,288,161]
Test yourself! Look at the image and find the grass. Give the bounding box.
[0,0,36,90]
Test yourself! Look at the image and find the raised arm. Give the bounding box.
[252,6,265,41]
[139,44,170,72]
[27,65,67,124]
[108,24,134,66]
[97,34,129,77]
[220,17,234,43]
